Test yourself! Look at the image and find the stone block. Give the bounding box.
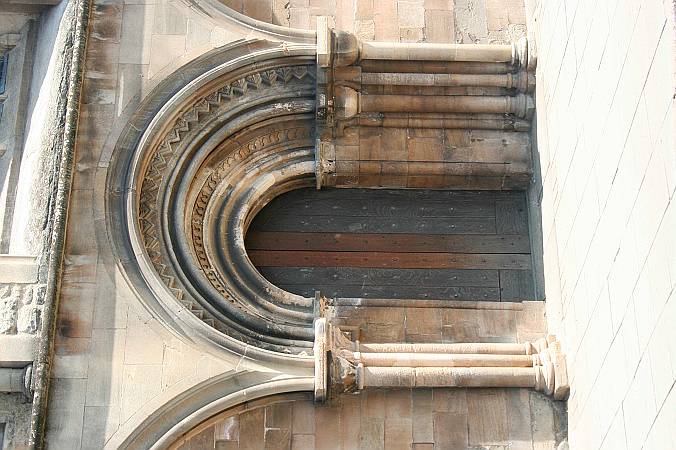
[115,63,146,114]
[160,340,201,390]
[222,0,243,10]
[432,388,467,414]
[505,389,533,450]
[467,389,508,446]
[214,415,239,441]
[454,0,488,43]
[0,256,38,284]
[272,0,291,26]
[118,4,154,65]
[180,426,216,450]
[433,411,468,448]
[407,136,444,161]
[384,417,412,450]
[411,444,434,450]
[373,0,398,40]
[335,0,356,32]
[411,389,433,442]
[215,440,240,450]
[314,405,341,450]
[529,392,555,450]
[58,282,96,339]
[398,0,425,28]
[356,0,373,19]
[424,9,454,43]
[46,378,87,449]
[0,334,36,366]
[148,34,186,78]
[291,434,314,449]
[292,400,315,435]
[354,19,375,40]
[92,269,129,330]
[244,0,274,23]
[360,417,385,450]
[153,2,187,34]
[384,389,412,418]
[85,328,126,407]
[339,394,361,443]
[90,1,123,43]
[290,7,311,28]
[120,364,163,422]
[0,286,18,334]
[52,336,90,379]
[264,428,291,450]
[62,254,98,285]
[81,405,120,450]
[405,308,442,337]
[400,27,424,42]
[266,402,293,429]
[123,311,165,365]
[424,0,452,9]
[361,389,386,419]
[65,189,97,257]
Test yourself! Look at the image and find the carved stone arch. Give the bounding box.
[175,0,315,44]
[104,371,313,450]
[107,39,320,363]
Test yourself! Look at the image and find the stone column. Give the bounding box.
[313,318,569,402]
[314,17,536,190]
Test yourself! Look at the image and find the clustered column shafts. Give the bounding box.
[313,319,569,402]
[360,72,532,90]
[358,93,531,117]
[358,42,517,63]
[314,17,536,190]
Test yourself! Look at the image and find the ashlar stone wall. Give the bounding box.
[171,390,565,450]
[221,0,526,44]
[531,0,676,449]
[41,0,568,449]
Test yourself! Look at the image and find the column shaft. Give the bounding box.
[358,114,529,131]
[358,342,532,355]
[359,94,525,116]
[356,352,534,367]
[359,60,515,74]
[361,72,518,88]
[360,42,514,63]
[358,366,537,388]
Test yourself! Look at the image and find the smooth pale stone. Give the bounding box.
[0,255,38,283]
[358,342,532,355]
[356,352,534,367]
[360,366,536,388]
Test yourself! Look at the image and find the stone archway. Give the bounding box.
[105,26,568,450]
[107,39,320,359]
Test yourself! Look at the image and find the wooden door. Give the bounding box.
[245,188,535,301]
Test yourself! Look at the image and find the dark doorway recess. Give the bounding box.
[245,188,536,301]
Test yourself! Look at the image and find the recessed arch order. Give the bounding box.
[107,39,322,364]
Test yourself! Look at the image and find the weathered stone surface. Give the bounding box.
[0,283,44,336]
[0,285,19,334]
[16,304,41,334]
[1,0,592,449]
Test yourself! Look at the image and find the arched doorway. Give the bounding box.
[246,187,535,301]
